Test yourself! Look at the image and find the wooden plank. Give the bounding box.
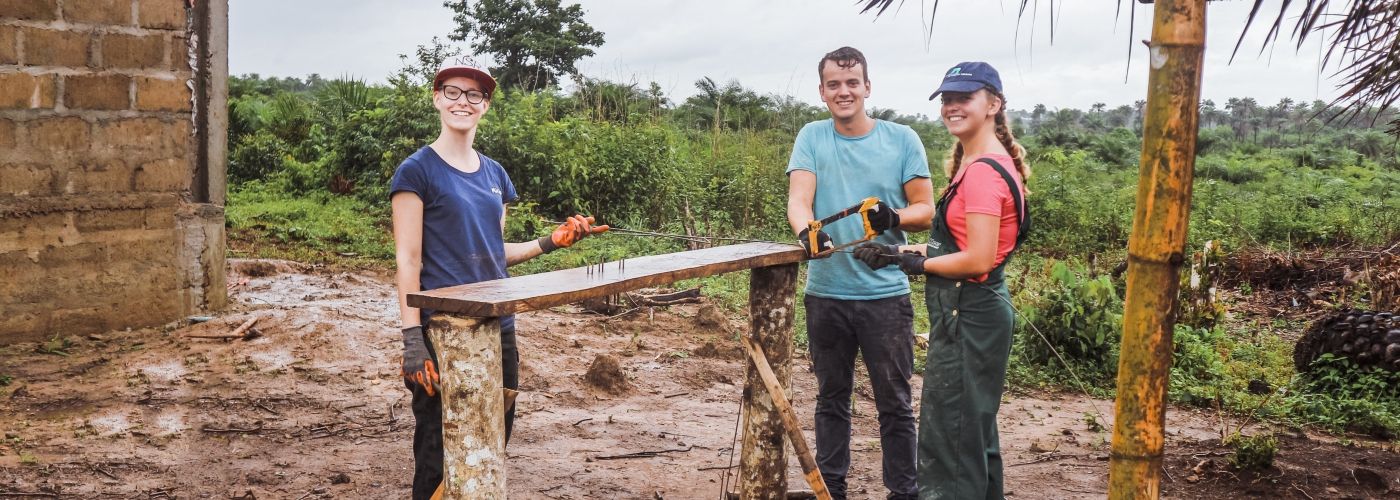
[426,315,506,499]
[409,242,804,317]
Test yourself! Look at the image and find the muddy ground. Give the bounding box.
[2,260,1397,498]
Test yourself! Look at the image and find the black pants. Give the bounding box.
[407,323,519,499]
[805,294,918,500]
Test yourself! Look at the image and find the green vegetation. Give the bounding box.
[224,8,1399,442]
[1227,432,1279,471]
[444,0,605,91]
[1284,354,1400,437]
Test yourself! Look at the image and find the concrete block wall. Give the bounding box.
[0,0,227,343]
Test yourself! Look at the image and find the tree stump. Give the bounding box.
[426,315,506,499]
[738,263,798,498]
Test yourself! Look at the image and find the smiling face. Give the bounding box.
[818,60,870,122]
[940,88,1001,139]
[433,75,490,133]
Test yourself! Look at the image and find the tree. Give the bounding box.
[677,77,776,131]
[1030,103,1047,133]
[1199,99,1224,129]
[1108,104,1136,130]
[398,36,462,87]
[570,77,667,123]
[444,0,605,91]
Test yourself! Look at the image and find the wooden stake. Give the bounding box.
[426,315,506,499]
[1109,1,1206,498]
[741,334,832,500]
[185,317,258,340]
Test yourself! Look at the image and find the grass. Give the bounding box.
[226,185,395,266]
[224,181,1399,441]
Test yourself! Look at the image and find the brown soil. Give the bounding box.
[1,260,1397,498]
[584,354,632,395]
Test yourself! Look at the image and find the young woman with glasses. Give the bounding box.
[389,61,607,499]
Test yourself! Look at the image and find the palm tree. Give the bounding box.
[1199,99,1224,129]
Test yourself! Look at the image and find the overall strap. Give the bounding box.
[968,157,1030,249]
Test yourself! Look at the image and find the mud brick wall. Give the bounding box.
[0,0,228,343]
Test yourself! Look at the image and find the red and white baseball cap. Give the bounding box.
[433,62,497,95]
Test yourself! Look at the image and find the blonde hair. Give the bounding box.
[942,88,1031,185]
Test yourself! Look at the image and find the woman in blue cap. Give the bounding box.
[854,61,1031,499]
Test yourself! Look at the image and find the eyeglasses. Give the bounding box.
[440,85,489,104]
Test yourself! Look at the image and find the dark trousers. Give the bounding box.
[407,324,518,500]
[805,294,918,500]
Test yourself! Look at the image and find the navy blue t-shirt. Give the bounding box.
[390,146,519,330]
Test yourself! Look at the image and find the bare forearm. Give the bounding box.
[894,244,993,279]
[504,240,545,267]
[395,263,422,328]
[786,171,818,237]
[896,177,935,232]
[895,201,934,231]
[787,209,813,236]
[922,251,990,279]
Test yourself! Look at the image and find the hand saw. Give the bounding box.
[806,196,882,258]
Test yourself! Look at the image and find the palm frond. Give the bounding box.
[1238,1,1400,133]
[858,0,1400,135]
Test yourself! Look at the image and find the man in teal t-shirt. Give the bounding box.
[786,46,933,500]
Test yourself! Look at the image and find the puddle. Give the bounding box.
[88,413,132,436]
[153,411,187,436]
[247,349,296,371]
[140,361,187,383]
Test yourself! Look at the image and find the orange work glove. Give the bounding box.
[538,214,610,253]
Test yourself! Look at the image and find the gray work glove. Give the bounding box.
[401,326,439,397]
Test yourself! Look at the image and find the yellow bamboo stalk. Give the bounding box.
[1108,1,1206,498]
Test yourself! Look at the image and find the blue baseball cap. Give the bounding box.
[928,61,1002,100]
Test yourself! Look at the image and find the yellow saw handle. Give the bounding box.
[809,196,881,258]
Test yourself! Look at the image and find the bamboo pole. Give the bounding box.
[426,315,506,499]
[1108,1,1206,498]
[738,263,799,499]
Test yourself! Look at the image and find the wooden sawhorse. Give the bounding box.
[409,242,828,499]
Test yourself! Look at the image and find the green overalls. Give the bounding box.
[917,158,1029,500]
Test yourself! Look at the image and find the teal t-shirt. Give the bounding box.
[786,119,931,300]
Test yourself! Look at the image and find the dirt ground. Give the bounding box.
[2,260,1397,499]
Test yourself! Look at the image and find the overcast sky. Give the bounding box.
[230,0,1337,116]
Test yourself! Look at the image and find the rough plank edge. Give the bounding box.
[408,243,805,316]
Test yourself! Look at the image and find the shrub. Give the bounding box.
[228,130,290,184]
[1284,354,1400,437]
[1227,433,1278,471]
[1013,260,1123,379]
[1168,324,1228,406]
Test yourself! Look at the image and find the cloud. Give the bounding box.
[230,0,1340,114]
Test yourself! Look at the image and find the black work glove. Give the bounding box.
[853,242,900,270]
[401,326,439,397]
[797,226,833,258]
[866,201,901,233]
[896,250,928,276]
